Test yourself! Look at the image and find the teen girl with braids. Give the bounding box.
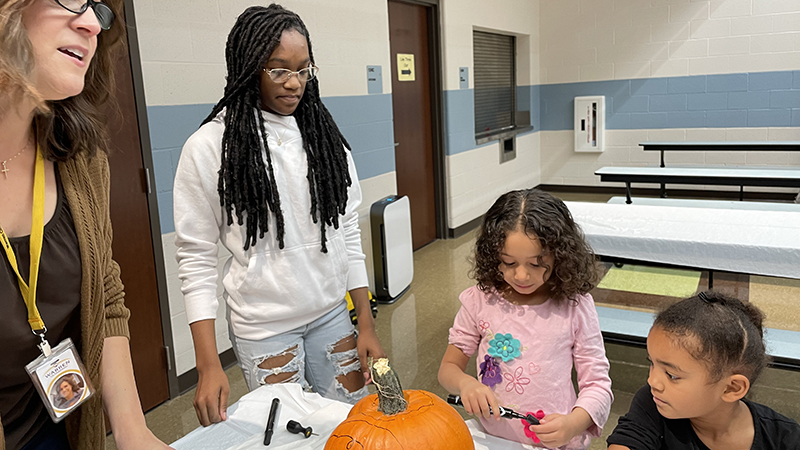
[173,4,385,426]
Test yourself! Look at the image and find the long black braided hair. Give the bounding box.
[203,4,352,252]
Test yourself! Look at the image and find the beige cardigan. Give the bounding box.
[0,151,131,449]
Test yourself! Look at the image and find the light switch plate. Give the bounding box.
[459,67,469,89]
[367,65,382,94]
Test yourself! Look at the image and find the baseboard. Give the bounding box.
[176,348,239,394]
[448,215,482,239]
[537,184,798,202]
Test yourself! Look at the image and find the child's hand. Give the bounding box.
[458,378,502,421]
[528,408,592,448]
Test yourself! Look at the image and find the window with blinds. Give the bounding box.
[473,31,516,139]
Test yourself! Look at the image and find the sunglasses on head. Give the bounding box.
[54,0,115,31]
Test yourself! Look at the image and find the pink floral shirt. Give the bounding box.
[448,286,613,449]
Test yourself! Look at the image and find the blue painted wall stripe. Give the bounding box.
[149,94,394,234]
[443,85,540,156]
[324,94,396,180]
[148,103,214,151]
[540,69,800,131]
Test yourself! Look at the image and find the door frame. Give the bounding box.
[390,0,448,240]
[122,0,179,399]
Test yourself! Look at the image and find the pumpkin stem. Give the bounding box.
[368,357,408,415]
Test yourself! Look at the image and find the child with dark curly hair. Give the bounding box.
[608,291,800,450]
[439,189,612,449]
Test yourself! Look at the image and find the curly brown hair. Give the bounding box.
[0,0,126,161]
[471,189,600,303]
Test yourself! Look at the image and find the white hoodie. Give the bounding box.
[173,110,368,340]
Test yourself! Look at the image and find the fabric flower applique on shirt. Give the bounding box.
[479,355,503,387]
[488,333,521,362]
[522,410,546,443]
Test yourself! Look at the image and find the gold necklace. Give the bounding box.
[1,142,30,180]
[268,122,289,146]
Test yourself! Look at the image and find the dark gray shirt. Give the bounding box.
[0,167,82,450]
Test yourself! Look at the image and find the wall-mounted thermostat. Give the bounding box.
[574,96,605,153]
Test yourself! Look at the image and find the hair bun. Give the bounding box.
[697,291,714,303]
[697,290,764,335]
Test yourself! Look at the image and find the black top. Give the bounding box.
[0,167,82,450]
[608,385,800,450]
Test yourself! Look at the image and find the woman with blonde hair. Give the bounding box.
[0,1,170,448]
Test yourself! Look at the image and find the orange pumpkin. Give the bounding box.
[324,359,474,450]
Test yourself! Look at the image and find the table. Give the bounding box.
[564,201,800,369]
[565,201,800,281]
[595,166,800,203]
[640,141,800,168]
[637,141,800,199]
[171,383,539,450]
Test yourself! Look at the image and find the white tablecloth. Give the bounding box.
[565,201,800,280]
[171,384,537,450]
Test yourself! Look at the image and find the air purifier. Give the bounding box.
[370,195,413,303]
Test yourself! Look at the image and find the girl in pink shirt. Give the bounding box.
[439,189,613,449]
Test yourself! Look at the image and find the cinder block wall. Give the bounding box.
[538,0,800,190]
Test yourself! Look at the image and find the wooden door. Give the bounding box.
[104,9,170,412]
[389,1,437,250]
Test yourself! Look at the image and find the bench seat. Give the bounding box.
[596,165,800,186]
[606,196,800,211]
[595,166,800,203]
[595,305,800,365]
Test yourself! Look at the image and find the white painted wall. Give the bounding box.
[541,0,800,84]
[446,134,541,229]
[133,0,393,106]
[538,0,800,188]
[441,0,540,90]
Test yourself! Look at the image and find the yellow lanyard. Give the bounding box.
[0,145,47,336]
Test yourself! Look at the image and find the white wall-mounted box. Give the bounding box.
[574,96,605,153]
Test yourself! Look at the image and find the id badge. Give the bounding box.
[25,338,94,422]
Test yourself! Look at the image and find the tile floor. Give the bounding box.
[107,191,800,449]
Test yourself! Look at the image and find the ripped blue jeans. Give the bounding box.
[229,302,369,404]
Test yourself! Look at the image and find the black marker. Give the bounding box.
[264,397,280,445]
[447,394,540,425]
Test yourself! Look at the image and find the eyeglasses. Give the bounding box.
[54,0,115,31]
[262,65,319,84]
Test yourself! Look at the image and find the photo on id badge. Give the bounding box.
[26,338,93,421]
[50,373,85,410]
